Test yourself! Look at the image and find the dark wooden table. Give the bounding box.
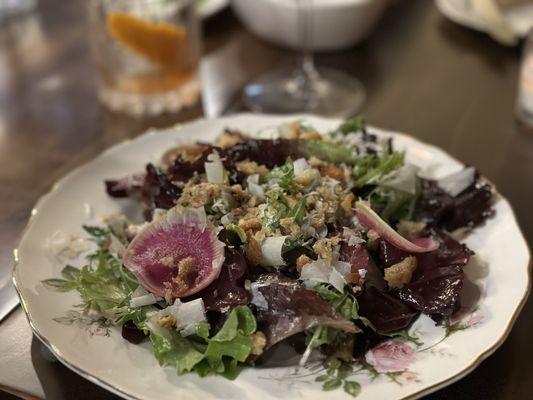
[1,0,532,399]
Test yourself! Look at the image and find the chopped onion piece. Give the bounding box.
[205,159,225,184]
[260,236,288,267]
[247,174,265,199]
[355,201,439,253]
[437,166,476,197]
[130,293,162,308]
[293,158,309,176]
[329,268,347,292]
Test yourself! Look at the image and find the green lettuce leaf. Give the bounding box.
[151,331,206,375]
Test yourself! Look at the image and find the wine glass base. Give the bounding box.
[243,66,366,117]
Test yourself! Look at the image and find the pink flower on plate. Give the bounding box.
[463,312,483,328]
[365,340,417,373]
[396,371,418,384]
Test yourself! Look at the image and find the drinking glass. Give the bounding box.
[88,0,201,116]
[0,0,36,21]
[243,0,365,117]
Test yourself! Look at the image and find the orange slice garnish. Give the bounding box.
[107,12,187,68]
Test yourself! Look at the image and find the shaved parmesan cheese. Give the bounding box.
[260,236,288,267]
[293,158,309,176]
[380,164,420,195]
[130,293,162,308]
[437,166,476,197]
[205,152,225,184]
[300,259,351,292]
[247,174,265,199]
[46,230,89,258]
[174,298,206,337]
[130,285,163,308]
[145,299,206,337]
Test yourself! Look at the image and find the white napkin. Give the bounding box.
[470,0,518,45]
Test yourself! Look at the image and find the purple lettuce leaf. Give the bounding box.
[189,248,250,311]
[225,139,299,168]
[339,242,386,290]
[414,174,494,231]
[252,273,358,348]
[378,231,472,318]
[357,286,418,333]
[105,174,145,198]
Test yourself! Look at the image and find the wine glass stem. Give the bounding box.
[297,0,319,92]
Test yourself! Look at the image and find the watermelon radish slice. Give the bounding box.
[123,207,225,298]
[355,201,439,253]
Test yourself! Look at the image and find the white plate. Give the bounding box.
[198,0,228,19]
[13,114,531,400]
[436,0,533,38]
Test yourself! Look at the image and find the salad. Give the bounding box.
[43,118,494,396]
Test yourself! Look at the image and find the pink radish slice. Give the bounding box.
[355,201,439,253]
[123,207,225,298]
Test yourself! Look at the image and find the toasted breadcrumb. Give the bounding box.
[230,184,251,203]
[313,236,341,263]
[320,164,345,181]
[245,235,263,266]
[216,129,247,148]
[178,182,222,208]
[251,331,267,356]
[172,257,198,290]
[296,255,312,272]
[340,192,355,216]
[299,131,322,141]
[294,169,320,187]
[157,316,177,328]
[160,256,174,267]
[384,256,417,289]
[279,217,300,236]
[235,160,269,176]
[366,229,380,250]
[238,217,262,232]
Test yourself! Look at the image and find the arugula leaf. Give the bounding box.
[41,278,78,292]
[353,149,404,187]
[336,116,366,135]
[302,140,359,165]
[225,224,247,243]
[262,188,291,231]
[262,159,296,194]
[82,225,111,247]
[368,186,417,224]
[286,195,308,225]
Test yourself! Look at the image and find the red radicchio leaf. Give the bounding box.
[414,175,494,231]
[379,231,473,317]
[191,248,251,311]
[105,173,145,198]
[357,286,418,333]
[252,274,358,349]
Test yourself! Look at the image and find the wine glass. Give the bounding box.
[243,0,366,117]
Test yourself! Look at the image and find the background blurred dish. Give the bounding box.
[231,0,388,51]
[198,0,229,19]
[436,0,533,39]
